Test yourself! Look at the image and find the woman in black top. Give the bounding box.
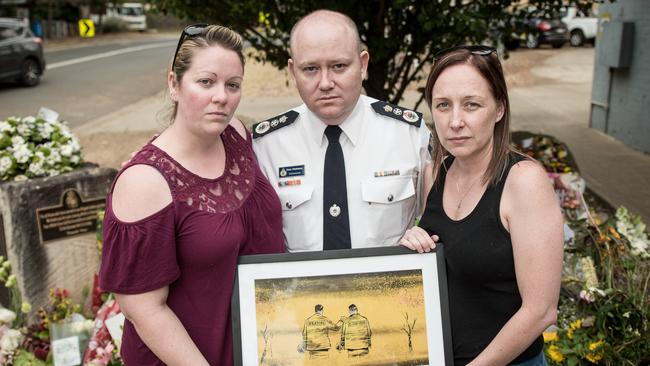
[399,46,563,365]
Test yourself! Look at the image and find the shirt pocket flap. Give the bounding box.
[278,184,314,211]
[361,176,415,204]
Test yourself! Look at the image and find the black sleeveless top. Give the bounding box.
[419,154,542,365]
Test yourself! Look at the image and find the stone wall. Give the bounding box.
[0,166,116,310]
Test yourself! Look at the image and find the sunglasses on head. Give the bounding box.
[171,23,208,70]
[433,45,497,61]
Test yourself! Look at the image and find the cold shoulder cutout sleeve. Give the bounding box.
[99,201,180,294]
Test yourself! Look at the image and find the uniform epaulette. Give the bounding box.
[252,110,299,139]
[370,101,422,128]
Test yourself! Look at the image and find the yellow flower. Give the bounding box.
[586,339,606,363]
[589,340,604,351]
[567,319,582,339]
[570,319,582,329]
[586,353,603,363]
[593,215,602,225]
[543,331,559,343]
[585,340,605,363]
[5,274,16,288]
[21,302,32,314]
[547,344,565,363]
[608,226,621,240]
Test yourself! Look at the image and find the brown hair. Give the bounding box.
[169,25,245,121]
[424,48,513,187]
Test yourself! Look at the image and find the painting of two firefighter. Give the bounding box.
[253,269,435,365]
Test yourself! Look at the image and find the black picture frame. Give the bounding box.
[232,245,453,365]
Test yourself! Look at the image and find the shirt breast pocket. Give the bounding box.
[278,185,313,211]
[277,185,317,251]
[360,176,417,245]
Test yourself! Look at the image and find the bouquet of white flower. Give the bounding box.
[0,115,83,181]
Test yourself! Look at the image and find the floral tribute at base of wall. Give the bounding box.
[0,132,648,365]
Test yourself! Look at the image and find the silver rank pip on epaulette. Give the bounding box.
[370,101,423,128]
[252,110,299,139]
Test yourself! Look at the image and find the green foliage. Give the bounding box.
[149,0,596,106]
[0,256,29,327]
[12,349,48,366]
[543,209,650,365]
[513,133,650,365]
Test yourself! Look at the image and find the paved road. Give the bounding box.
[509,47,650,223]
[0,37,176,128]
[510,47,594,132]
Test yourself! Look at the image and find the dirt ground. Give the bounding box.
[78,130,163,169]
[77,48,553,170]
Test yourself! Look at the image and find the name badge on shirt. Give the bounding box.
[279,165,305,178]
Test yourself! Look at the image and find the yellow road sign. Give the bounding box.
[79,19,95,38]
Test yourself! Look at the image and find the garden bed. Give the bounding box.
[1,131,648,365]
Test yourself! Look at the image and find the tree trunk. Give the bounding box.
[364,59,390,102]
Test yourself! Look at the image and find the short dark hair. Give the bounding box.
[348,304,357,311]
[315,304,324,312]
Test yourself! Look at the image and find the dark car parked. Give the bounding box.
[0,18,46,86]
[514,10,570,49]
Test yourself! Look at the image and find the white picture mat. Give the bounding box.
[236,252,444,365]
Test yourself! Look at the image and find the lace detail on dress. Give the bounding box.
[127,126,255,214]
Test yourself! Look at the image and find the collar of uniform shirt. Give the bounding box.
[306,96,365,148]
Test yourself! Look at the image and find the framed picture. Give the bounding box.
[232,245,453,365]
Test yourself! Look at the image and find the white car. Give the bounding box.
[105,2,147,31]
[561,6,598,47]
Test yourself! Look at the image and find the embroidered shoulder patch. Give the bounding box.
[370,101,422,127]
[252,110,299,139]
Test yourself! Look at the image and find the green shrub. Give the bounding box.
[101,17,128,33]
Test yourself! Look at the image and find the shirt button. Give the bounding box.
[387,194,394,202]
[286,202,293,209]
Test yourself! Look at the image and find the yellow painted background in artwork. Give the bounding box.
[255,271,429,365]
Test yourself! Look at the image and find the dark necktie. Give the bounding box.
[323,125,352,250]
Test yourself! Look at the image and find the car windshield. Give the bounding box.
[118,7,144,16]
[0,25,22,41]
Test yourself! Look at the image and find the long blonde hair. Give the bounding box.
[169,25,245,122]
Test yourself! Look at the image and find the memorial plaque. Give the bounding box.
[36,189,105,244]
[0,166,117,310]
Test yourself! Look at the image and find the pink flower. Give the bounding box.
[579,289,596,303]
[88,343,114,366]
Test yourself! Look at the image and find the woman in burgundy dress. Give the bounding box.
[98,25,284,365]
